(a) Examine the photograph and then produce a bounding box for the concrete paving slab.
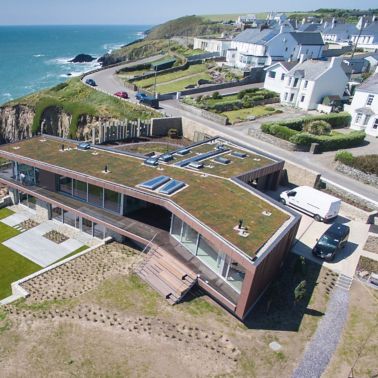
[3,228,84,267]
[292,214,370,278]
[1,213,30,227]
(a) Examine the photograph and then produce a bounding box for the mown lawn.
[223,106,278,124]
[0,208,14,221]
[155,73,212,94]
[0,219,41,299]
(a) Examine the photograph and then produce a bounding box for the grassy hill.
[4,78,160,137]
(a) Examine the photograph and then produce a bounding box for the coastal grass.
[7,78,160,137]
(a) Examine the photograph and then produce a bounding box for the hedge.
[263,112,352,132]
[289,131,366,151]
[261,123,299,141]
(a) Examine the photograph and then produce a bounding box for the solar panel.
[231,151,247,158]
[214,156,231,165]
[159,179,185,195]
[139,176,170,190]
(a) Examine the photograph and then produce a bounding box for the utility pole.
[153,66,158,98]
[350,16,365,60]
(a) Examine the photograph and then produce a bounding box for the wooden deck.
[136,247,197,305]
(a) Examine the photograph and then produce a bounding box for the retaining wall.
[151,117,183,137]
[177,102,228,125]
[336,163,378,189]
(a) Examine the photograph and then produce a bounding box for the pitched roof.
[233,28,279,45]
[356,73,378,93]
[287,59,332,80]
[362,21,378,35]
[264,60,298,72]
[289,32,324,45]
[298,23,322,32]
[321,23,358,36]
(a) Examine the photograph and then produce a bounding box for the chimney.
[302,18,306,25]
[280,25,285,33]
[331,17,336,29]
[299,54,305,64]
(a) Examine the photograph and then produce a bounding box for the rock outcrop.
[69,54,96,63]
[0,105,34,143]
[0,104,121,144]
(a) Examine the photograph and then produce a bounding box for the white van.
[280,186,341,222]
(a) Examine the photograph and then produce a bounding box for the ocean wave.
[33,54,45,58]
[2,93,12,98]
[103,43,124,53]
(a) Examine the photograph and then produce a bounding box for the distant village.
[193,12,378,136]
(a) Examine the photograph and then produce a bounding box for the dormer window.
[367,94,374,106]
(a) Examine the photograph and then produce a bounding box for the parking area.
[291,212,370,277]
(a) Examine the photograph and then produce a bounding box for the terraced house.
[0,136,300,320]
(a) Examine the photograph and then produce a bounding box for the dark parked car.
[114,91,129,99]
[85,78,96,86]
[312,223,350,261]
[140,96,159,109]
[135,92,148,101]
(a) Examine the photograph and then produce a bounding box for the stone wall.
[248,129,309,152]
[177,102,228,125]
[181,117,218,141]
[336,163,378,188]
[282,161,321,188]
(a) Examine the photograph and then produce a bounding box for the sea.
[0,25,150,105]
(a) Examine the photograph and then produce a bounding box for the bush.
[250,95,264,102]
[265,106,276,111]
[303,120,332,135]
[261,123,299,141]
[212,91,221,99]
[237,88,259,99]
[335,151,354,165]
[290,131,366,151]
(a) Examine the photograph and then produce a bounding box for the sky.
[0,0,377,25]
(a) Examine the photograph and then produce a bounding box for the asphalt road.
[81,60,378,204]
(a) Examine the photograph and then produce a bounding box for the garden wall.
[336,163,378,188]
[178,102,228,125]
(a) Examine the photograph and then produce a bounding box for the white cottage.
[347,71,378,137]
[264,57,348,111]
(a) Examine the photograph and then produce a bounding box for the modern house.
[193,37,232,57]
[226,27,324,70]
[264,57,348,111]
[346,72,378,137]
[0,136,300,320]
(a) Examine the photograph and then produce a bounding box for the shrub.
[335,151,354,165]
[290,131,366,151]
[261,123,299,141]
[212,91,221,99]
[265,106,276,111]
[303,120,332,135]
[242,97,252,108]
[250,95,264,102]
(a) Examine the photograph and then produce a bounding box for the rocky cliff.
[0,104,119,143]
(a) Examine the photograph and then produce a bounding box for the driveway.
[291,212,369,277]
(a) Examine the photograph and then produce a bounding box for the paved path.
[292,287,350,378]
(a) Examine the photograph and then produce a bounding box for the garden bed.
[43,230,69,244]
[363,236,378,254]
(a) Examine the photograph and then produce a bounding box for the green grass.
[179,296,224,317]
[53,245,89,264]
[223,106,278,124]
[155,73,212,94]
[134,64,209,89]
[0,243,41,299]
[0,207,14,220]
[0,220,20,243]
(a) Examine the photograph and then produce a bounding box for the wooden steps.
[136,246,197,305]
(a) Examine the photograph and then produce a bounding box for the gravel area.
[364,236,378,254]
[292,287,349,378]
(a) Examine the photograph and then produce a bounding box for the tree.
[294,280,307,305]
[212,91,221,100]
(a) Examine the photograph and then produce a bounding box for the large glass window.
[197,237,220,272]
[104,189,121,213]
[18,164,35,186]
[93,222,105,239]
[52,206,63,222]
[171,215,183,240]
[63,210,79,228]
[82,218,93,236]
[59,176,72,195]
[222,257,246,293]
[88,184,103,207]
[73,180,87,201]
[181,223,198,255]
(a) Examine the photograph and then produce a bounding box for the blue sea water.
[0,25,150,105]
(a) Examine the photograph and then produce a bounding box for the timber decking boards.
[136,247,197,304]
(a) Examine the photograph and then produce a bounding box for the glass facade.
[88,184,103,207]
[73,180,87,201]
[104,189,121,213]
[19,192,37,210]
[170,215,245,293]
[59,176,72,195]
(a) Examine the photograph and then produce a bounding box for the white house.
[351,20,378,51]
[320,20,358,43]
[193,37,232,57]
[226,26,324,70]
[264,57,348,111]
[347,71,378,137]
